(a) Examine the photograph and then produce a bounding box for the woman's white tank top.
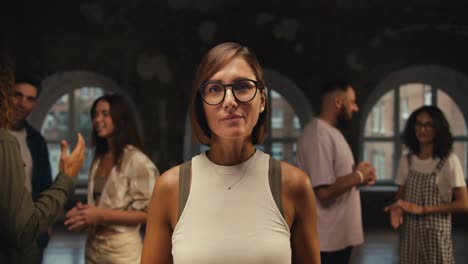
[172,150,291,264]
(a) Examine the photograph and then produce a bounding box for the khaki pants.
[85,229,142,264]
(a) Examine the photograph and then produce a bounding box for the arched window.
[29,71,142,186]
[184,69,314,164]
[360,65,468,182]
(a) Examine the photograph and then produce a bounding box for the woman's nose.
[223,88,238,111]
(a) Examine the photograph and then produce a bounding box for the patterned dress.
[399,156,454,264]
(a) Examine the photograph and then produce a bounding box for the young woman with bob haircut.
[142,42,320,264]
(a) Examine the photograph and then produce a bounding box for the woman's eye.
[207,84,223,93]
[234,81,256,93]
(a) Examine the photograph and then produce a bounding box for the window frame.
[28,71,143,188]
[360,65,468,185]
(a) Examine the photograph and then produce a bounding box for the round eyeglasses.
[199,79,263,106]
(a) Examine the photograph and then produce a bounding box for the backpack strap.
[177,157,284,220]
[178,160,191,219]
[269,157,284,217]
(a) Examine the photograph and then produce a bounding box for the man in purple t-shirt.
[297,81,377,264]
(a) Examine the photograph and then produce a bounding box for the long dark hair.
[401,105,453,159]
[90,94,143,169]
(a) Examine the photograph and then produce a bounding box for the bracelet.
[355,170,364,184]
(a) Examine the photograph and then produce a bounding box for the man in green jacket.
[0,54,86,263]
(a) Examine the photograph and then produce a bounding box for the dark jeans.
[320,246,353,264]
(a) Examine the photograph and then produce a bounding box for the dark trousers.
[320,246,353,264]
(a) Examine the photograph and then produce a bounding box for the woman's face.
[415,111,435,145]
[202,57,265,143]
[92,100,115,139]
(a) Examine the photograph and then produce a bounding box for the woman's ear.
[260,90,266,112]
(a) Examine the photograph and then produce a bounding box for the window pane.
[270,141,297,165]
[271,142,283,160]
[48,143,61,179]
[270,90,302,138]
[363,142,394,180]
[271,109,284,129]
[255,144,265,152]
[42,87,105,183]
[74,87,103,142]
[41,95,69,141]
[271,90,281,99]
[399,83,431,132]
[437,89,467,136]
[364,90,394,137]
[453,141,468,179]
[293,115,300,130]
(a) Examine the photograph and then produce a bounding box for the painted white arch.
[359,64,468,180]
[361,65,468,128]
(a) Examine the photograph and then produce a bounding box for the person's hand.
[59,133,85,178]
[384,202,403,229]
[355,161,377,186]
[394,199,425,215]
[64,202,103,231]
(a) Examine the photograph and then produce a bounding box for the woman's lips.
[221,114,243,121]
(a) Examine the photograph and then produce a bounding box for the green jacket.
[0,128,75,264]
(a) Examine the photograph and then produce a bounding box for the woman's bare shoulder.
[280,161,313,196]
[153,165,180,194]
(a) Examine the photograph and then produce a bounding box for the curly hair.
[0,53,14,129]
[401,105,453,159]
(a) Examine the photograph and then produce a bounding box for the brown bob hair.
[189,42,268,146]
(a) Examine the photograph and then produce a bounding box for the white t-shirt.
[395,153,466,203]
[297,118,364,251]
[8,128,33,192]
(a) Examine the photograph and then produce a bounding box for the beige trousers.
[85,229,143,264]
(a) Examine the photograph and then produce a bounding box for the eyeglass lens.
[201,79,258,105]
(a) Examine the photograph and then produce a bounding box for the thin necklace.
[208,150,257,190]
[227,173,246,190]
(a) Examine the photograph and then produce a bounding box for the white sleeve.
[128,151,159,211]
[446,153,466,188]
[395,155,409,186]
[309,134,335,187]
[297,123,336,188]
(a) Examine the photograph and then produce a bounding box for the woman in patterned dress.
[385,105,468,264]
[64,94,159,264]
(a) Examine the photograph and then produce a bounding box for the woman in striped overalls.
[385,105,468,263]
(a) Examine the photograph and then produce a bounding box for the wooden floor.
[43,228,468,264]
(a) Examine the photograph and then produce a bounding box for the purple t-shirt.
[297,118,364,251]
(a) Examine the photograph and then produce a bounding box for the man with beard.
[8,73,53,261]
[297,81,377,264]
